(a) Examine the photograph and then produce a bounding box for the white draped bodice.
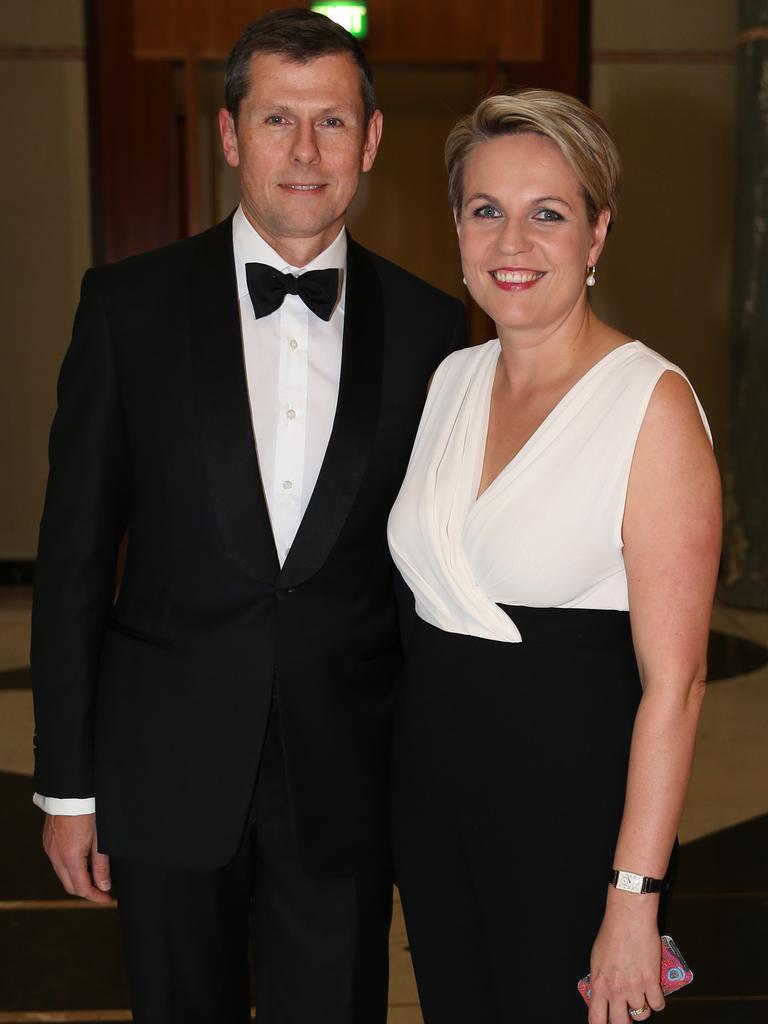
[387,340,710,643]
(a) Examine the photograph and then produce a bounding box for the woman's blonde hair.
[445,89,621,225]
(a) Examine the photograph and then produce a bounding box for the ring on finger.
[628,1005,650,1018]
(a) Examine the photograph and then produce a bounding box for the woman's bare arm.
[588,369,722,1024]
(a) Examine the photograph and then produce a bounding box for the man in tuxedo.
[31,8,465,1023]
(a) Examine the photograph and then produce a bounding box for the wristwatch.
[610,869,666,894]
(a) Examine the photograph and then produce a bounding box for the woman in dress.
[387,90,721,1024]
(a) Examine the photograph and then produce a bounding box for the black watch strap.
[610,869,666,894]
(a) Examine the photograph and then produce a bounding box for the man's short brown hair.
[225,8,376,126]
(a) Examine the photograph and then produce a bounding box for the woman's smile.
[489,268,547,291]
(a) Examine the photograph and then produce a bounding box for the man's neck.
[239,206,344,269]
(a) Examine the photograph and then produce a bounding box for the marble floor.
[1,586,766,1022]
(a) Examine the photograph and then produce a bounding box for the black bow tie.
[245,262,341,322]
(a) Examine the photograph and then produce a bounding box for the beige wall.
[590,0,737,448]
[345,65,472,300]
[0,1,91,558]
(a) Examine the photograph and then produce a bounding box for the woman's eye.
[533,208,564,222]
[472,204,502,219]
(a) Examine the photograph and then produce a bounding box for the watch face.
[617,871,644,893]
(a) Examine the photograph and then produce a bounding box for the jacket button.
[275,589,293,600]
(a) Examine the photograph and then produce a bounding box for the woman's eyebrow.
[464,192,500,205]
[532,195,574,211]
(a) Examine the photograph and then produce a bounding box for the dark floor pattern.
[706,632,768,681]
[0,667,31,690]
[662,813,768,1022]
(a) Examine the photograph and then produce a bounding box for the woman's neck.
[495,305,625,393]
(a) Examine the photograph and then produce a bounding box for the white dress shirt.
[35,205,346,816]
[234,206,345,564]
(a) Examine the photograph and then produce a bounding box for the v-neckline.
[473,340,637,506]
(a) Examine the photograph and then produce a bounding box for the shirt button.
[286,408,296,420]
[282,480,293,490]
[289,338,298,350]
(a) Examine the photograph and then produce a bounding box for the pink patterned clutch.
[577,935,693,1005]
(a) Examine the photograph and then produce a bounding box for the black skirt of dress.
[391,606,646,1023]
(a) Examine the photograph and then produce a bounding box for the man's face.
[219,51,382,264]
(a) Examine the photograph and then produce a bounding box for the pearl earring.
[586,265,597,287]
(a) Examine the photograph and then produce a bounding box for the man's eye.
[266,115,287,126]
[533,208,564,222]
[472,205,501,219]
[322,117,344,127]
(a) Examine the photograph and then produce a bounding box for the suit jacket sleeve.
[31,269,129,798]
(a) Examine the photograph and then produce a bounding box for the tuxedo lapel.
[277,237,385,590]
[188,216,280,584]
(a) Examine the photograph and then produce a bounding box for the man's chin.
[267,216,344,244]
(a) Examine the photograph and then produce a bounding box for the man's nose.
[290,122,321,164]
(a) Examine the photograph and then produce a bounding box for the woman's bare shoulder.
[641,368,711,449]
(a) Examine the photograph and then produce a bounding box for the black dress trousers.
[111,698,393,1024]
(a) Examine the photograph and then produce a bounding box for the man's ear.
[219,108,239,169]
[361,109,383,173]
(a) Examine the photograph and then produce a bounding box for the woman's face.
[456,132,610,339]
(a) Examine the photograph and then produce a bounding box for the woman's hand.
[586,889,665,1024]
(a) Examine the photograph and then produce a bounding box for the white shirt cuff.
[33,793,96,815]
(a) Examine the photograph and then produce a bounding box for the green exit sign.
[311,3,368,40]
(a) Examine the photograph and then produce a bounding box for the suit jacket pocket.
[106,616,174,649]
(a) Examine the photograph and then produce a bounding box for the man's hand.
[42,813,112,903]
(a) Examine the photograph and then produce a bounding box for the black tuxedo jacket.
[31,215,466,874]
